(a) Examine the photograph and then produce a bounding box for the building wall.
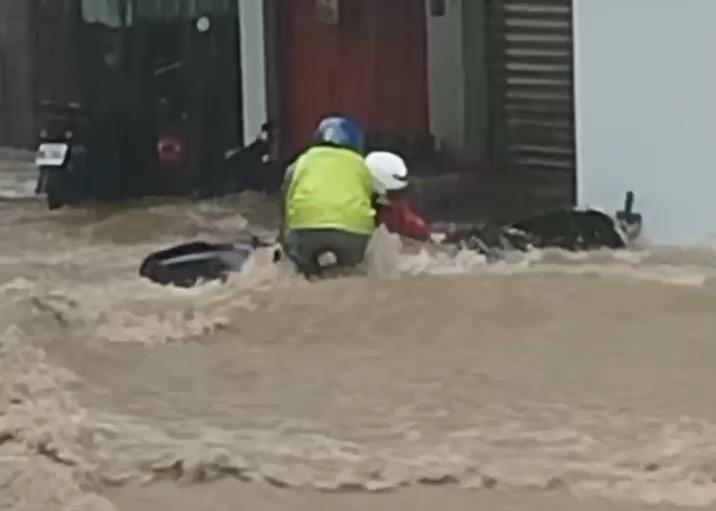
[573,0,716,245]
[34,1,78,108]
[425,0,488,162]
[0,0,34,147]
[252,0,489,162]
[461,0,488,164]
[0,0,491,155]
[238,0,267,146]
[425,0,465,152]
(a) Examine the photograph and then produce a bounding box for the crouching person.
[279,116,375,278]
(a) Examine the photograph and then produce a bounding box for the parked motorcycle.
[223,121,281,194]
[34,100,94,209]
[153,61,192,194]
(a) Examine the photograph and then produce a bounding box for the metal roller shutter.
[486,0,575,175]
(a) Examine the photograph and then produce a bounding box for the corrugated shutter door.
[486,0,575,174]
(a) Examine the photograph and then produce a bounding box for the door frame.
[238,0,269,147]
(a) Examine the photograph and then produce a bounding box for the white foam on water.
[1,221,710,351]
[364,226,715,287]
[0,150,38,200]
[0,170,38,200]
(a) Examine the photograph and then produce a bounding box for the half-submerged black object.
[139,236,277,288]
[442,192,643,258]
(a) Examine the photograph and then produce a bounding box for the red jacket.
[376,197,431,241]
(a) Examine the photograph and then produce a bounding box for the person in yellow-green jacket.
[279,115,375,278]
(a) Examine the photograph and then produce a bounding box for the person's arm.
[278,162,296,244]
[376,198,431,242]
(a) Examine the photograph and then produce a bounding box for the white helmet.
[365,151,409,196]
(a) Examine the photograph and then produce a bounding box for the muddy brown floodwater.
[1,157,715,511]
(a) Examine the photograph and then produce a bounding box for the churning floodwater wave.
[0,150,37,200]
[1,187,715,510]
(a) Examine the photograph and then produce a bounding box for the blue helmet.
[313,115,364,153]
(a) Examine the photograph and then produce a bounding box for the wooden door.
[276,0,429,157]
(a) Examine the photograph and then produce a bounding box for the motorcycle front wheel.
[45,172,67,210]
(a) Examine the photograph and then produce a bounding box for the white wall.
[573,0,716,245]
[425,0,465,152]
[238,0,268,145]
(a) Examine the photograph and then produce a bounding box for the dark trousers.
[284,228,370,278]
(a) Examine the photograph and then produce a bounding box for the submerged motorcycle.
[139,192,643,289]
[139,236,279,288]
[438,191,643,260]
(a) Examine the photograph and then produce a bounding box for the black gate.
[71,0,243,196]
[485,0,575,179]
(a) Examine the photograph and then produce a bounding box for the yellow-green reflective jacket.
[285,146,375,234]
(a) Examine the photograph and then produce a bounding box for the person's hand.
[429,232,447,244]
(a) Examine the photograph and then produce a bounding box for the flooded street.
[1,156,715,511]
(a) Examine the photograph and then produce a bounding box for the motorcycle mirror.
[616,190,643,241]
